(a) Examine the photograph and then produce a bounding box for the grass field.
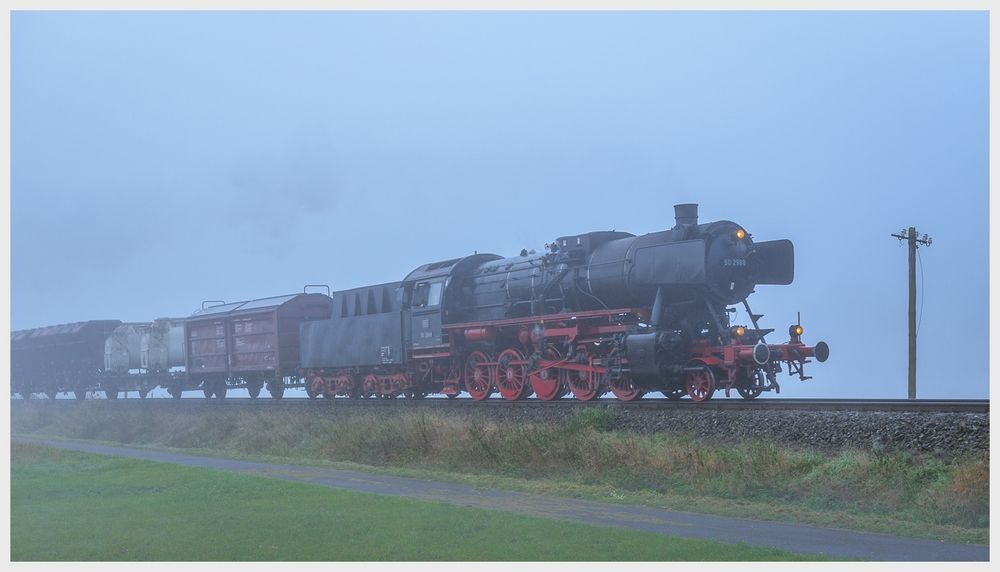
[11,404,989,545]
[10,442,826,561]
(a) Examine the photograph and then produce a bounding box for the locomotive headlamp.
[789,324,804,341]
[735,228,746,240]
[734,326,746,337]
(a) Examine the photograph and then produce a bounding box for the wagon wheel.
[267,381,284,400]
[45,390,58,400]
[496,348,530,401]
[441,363,462,399]
[685,366,715,402]
[567,367,601,401]
[736,368,765,400]
[74,389,86,401]
[203,385,213,399]
[350,381,367,399]
[168,384,183,399]
[464,351,495,401]
[662,387,686,400]
[609,373,644,401]
[105,385,119,400]
[247,382,262,399]
[214,380,227,399]
[343,377,361,399]
[305,376,323,399]
[529,347,566,401]
[360,374,380,398]
[403,390,427,400]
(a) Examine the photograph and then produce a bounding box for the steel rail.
[13,397,989,413]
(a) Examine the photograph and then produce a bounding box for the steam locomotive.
[299,203,829,401]
[11,203,828,401]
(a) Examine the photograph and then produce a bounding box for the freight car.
[184,291,333,399]
[10,291,333,399]
[101,318,186,398]
[11,320,122,399]
[301,204,829,401]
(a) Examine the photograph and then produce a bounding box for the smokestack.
[674,203,698,227]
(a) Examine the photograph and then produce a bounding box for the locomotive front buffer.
[682,312,831,400]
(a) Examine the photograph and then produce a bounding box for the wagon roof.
[10,320,122,341]
[185,293,316,320]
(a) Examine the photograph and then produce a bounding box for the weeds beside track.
[11,403,989,545]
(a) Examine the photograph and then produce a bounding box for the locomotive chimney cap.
[674,203,699,226]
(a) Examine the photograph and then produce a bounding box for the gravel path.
[14,436,988,562]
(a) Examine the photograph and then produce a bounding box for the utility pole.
[890,227,932,399]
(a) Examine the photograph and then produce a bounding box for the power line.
[916,248,924,337]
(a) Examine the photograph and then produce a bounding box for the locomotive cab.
[403,253,503,349]
[410,278,446,348]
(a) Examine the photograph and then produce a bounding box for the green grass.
[10,442,825,561]
[11,403,989,545]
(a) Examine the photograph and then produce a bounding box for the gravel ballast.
[386,405,989,457]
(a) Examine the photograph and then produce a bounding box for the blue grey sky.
[11,11,988,399]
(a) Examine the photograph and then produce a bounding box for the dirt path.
[14,436,988,561]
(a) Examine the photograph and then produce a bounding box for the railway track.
[13,397,989,413]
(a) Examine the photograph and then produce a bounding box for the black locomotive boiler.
[301,204,829,401]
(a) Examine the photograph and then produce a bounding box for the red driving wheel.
[496,348,530,401]
[464,351,495,401]
[686,365,716,402]
[567,367,601,401]
[529,347,565,401]
[609,373,644,401]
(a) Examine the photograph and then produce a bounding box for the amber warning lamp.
[733,326,746,338]
[735,228,746,240]
[789,319,803,343]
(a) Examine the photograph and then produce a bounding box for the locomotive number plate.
[722,258,747,267]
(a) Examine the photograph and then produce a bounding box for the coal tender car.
[301,204,829,401]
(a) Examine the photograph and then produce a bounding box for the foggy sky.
[11,11,989,399]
